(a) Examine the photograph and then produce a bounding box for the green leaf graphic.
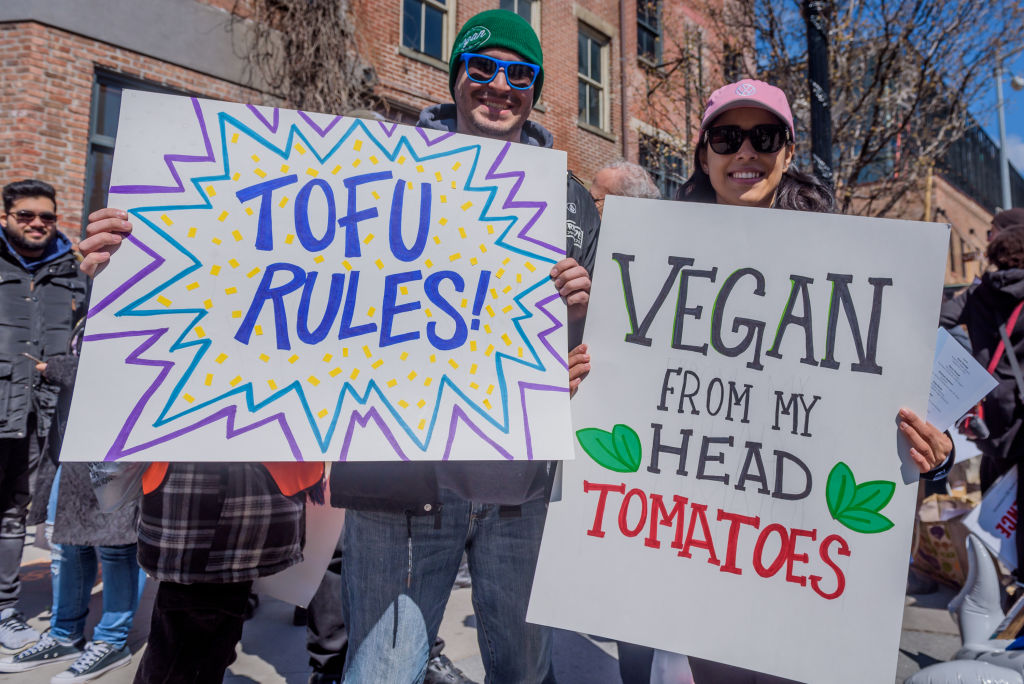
[851,481,895,511]
[612,424,642,470]
[836,509,894,534]
[576,425,642,473]
[824,461,897,535]
[825,462,856,519]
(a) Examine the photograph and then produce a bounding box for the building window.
[639,134,686,200]
[83,72,183,233]
[637,0,661,64]
[499,0,541,37]
[402,0,448,61]
[578,25,608,130]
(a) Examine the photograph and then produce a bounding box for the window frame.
[499,0,541,38]
[577,23,610,133]
[636,0,662,66]
[638,132,687,200]
[82,70,186,236]
[400,0,453,66]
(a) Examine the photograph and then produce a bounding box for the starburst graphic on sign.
[87,97,568,461]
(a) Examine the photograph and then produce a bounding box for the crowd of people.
[0,6,1009,683]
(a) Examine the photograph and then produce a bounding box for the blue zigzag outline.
[108,113,557,454]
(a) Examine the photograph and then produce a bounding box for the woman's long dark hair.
[677,136,836,214]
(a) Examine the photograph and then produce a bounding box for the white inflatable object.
[904,661,1023,684]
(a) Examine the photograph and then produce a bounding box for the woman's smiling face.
[699,107,794,208]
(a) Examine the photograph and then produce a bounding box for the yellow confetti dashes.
[203,299,213,310]
[186,281,200,291]
[306,168,319,177]
[318,409,329,418]
[452,162,461,171]
[369,155,379,165]
[353,140,363,151]
[288,354,299,364]
[363,233,375,245]
[224,286,237,295]
[461,201,472,211]
[183,393,195,403]
[398,400,409,408]
[205,374,213,386]
[375,259,384,270]
[187,227,197,238]
[371,359,383,369]
[416,164,424,173]
[387,379,398,388]
[251,154,261,163]
[160,214,173,226]
[524,262,536,272]
[229,376,242,387]
[254,325,263,336]
[228,259,240,268]
[448,359,459,370]
[205,185,216,197]
[215,353,228,364]
[217,211,229,222]
[342,260,353,271]
[294,143,307,155]
[157,296,172,307]
[268,379,278,390]
[279,196,289,208]
[322,353,333,362]
[314,255,325,264]
[259,354,270,362]
[254,169,267,178]
[363,346,373,358]
[231,310,241,318]
[332,165,342,175]
[231,133,239,143]
[308,376,320,386]
[407,371,418,380]
[211,237,222,246]
[281,164,290,173]
[285,234,295,245]
[449,253,461,262]
[352,159,362,168]
[350,369,360,380]
[232,230,244,242]
[329,367,343,377]
[367,307,376,317]
[501,334,512,346]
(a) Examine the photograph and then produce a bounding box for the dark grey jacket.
[0,233,87,439]
[329,104,600,513]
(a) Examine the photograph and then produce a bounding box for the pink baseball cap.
[701,79,794,139]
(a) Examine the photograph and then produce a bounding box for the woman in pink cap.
[678,78,834,212]
[574,79,954,684]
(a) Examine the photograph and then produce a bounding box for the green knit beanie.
[448,9,544,103]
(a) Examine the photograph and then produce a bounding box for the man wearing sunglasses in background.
[329,9,598,683]
[0,179,87,653]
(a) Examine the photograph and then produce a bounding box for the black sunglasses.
[461,53,540,90]
[703,124,791,155]
[11,210,58,225]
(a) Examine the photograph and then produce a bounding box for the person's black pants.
[0,417,43,612]
[133,580,253,683]
[307,540,347,678]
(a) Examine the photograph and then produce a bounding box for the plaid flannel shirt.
[137,462,305,584]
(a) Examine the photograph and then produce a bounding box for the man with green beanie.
[331,8,599,683]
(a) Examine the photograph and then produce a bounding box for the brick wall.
[0,21,260,241]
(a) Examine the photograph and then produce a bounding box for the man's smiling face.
[453,47,535,143]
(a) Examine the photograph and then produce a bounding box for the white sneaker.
[51,641,131,683]
[0,609,40,654]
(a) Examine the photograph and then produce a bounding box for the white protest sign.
[963,466,1019,572]
[527,197,949,684]
[64,91,572,463]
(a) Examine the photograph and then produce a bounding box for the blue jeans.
[341,489,552,684]
[47,467,145,648]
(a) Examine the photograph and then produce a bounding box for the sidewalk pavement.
[0,526,962,684]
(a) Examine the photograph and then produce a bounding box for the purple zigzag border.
[417,128,456,146]
[297,112,342,137]
[87,234,165,318]
[246,104,280,133]
[485,142,560,254]
[109,98,214,195]
[518,381,569,461]
[337,407,410,462]
[534,293,567,369]
[85,328,303,462]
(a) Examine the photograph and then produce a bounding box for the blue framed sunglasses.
[460,53,540,90]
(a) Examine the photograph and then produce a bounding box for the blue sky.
[980,50,1024,174]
